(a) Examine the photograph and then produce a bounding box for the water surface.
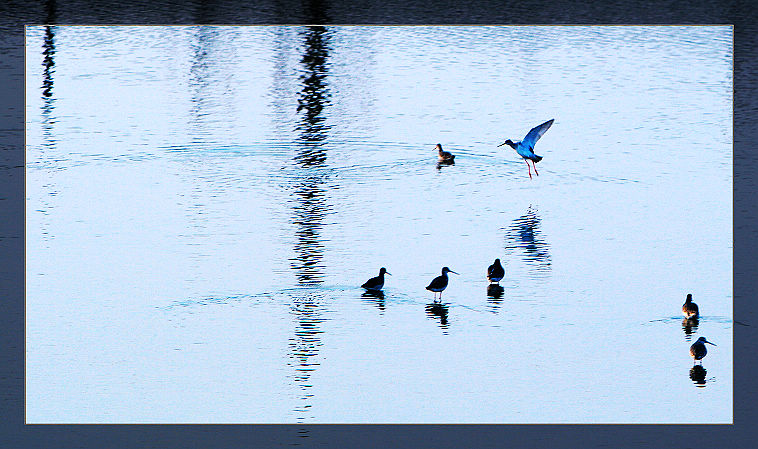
[25,25,732,423]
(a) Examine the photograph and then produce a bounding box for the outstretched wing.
[521,119,554,149]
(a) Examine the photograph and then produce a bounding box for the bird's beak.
[386,272,392,276]
[497,142,506,147]
[450,270,459,275]
[705,340,717,346]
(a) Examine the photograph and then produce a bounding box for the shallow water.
[25,25,732,423]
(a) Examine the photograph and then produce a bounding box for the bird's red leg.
[532,160,539,176]
[525,159,532,178]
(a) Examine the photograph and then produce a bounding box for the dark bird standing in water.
[689,336,716,364]
[435,143,455,164]
[498,119,554,179]
[361,267,391,291]
[487,258,505,284]
[426,267,458,302]
[682,293,699,319]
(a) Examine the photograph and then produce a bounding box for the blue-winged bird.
[498,119,554,178]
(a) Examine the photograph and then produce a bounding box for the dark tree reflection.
[41,0,57,129]
[285,21,334,423]
[289,25,333,285]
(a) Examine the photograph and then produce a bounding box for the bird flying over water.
[426,267,458,302]
[362,267,391,291]
[498,119,554,179]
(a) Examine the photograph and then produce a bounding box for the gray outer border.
[1,0,754,447]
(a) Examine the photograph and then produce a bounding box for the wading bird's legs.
[525,159,532,179]
[532,160,539,176]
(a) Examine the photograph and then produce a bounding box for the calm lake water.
[25,25,732,423]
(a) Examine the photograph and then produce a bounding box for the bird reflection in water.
[425,302,450,330]
[486,284,505,313]
[689,365,707,387]
[362,290,386,312]
[682,317,700,341]
[503,205,552,276]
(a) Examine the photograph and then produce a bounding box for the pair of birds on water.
[682,293,717,364]
[361,266,458,302]
[435,118,555,179]
[361,258,506,302]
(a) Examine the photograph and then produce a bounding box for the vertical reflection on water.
[41,0,57,137]
[37,2,58,245]
[503,205,552,276]
[286,23,333,422]
[188,26,220,137]
[289,24,333,284]
[179,27,223,291]
[682,317,700,341]
[287,294,327,420]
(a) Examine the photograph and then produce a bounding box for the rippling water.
[25,25,732,423]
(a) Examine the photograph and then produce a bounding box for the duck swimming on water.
[682,293,699,319]
[435,143,455,164]
[498,119,554,179]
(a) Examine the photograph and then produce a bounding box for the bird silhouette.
[426,267,458,302]
[487,258,505,284]
[689,336,716,364]
[362,267,391,291]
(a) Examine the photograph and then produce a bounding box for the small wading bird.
[426,267,458,302]
[362,267,391,291]
[690,336,716,364]
[435,143,455,164]
[487,258,505,284]
[682,293,699,319]
[498,119,554,179]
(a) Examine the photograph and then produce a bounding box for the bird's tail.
[532,155,543,163]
